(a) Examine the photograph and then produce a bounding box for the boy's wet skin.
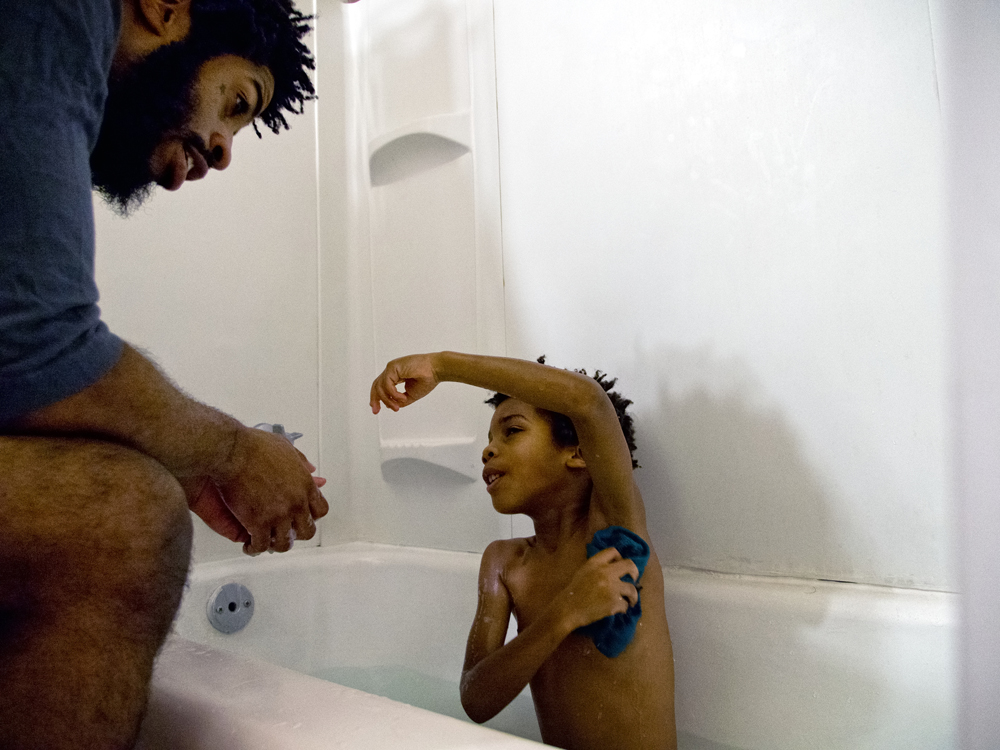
[479,401,675,750]
[371,353,677,750]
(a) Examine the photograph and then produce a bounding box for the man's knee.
[0,437,193,627]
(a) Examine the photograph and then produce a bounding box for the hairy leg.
[0,436,193,750]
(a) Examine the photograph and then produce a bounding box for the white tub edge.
[140,635,546,750]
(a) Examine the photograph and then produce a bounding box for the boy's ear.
[136,0,192,41]
[566,445,587,470]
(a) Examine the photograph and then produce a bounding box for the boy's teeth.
[186,152,194,173]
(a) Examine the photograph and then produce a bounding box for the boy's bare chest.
[504,545,587,627]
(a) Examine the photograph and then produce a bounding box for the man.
[0,1,328,747]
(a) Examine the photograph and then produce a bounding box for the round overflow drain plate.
[207,582,255,634]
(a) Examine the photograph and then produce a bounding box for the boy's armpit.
[589,482,648,535]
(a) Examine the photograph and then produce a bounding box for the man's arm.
[12,344,328,554]
[370,351,642,529]
[461,543,639,723]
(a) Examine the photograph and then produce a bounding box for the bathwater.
[313,665,541,741]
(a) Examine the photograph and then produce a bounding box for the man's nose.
[482,446,495,464]
[207,131,233,170]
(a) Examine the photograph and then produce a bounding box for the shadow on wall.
[381,457,476,489]
[632,345,872,584]
[630,350,956,748]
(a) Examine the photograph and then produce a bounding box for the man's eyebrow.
[251,79,265,118]
[499,414,524,424]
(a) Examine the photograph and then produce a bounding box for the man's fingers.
[243,528,270,556]
[269,520,294,553]
[184,478,248,543]
[293,512,317,542]
[310,487,329,520]
[293,448,317,472]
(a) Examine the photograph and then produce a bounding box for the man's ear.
[566,446,587,470]
[136,0,192,41]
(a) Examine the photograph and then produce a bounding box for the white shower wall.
[490,0,952,591]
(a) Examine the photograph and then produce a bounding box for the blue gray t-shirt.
[0,0,124,423]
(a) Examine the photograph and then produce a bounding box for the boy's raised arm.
[370,351,644,530]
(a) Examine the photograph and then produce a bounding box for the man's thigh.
[0,435,192,613]
[0,436,192,749]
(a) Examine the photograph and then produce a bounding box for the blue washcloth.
[575,526,650,658]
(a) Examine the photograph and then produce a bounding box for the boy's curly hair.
[485,357,640,469]
[188,0,316,134]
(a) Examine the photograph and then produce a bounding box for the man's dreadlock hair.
[485,356,640,469]
[188,0,316,134]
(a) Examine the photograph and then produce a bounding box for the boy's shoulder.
[483,536,531,561]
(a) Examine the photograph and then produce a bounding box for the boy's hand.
[370,353,440,414]
[556,547,641,630]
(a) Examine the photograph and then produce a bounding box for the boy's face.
[481,399,578,515]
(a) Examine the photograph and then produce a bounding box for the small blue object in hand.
[575,525,650,658]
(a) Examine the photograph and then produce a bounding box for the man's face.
[149,56,275,193]
[92,46,274,215]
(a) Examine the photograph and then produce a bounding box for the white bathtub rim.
[188,541,958,624]
[141,635,546,750]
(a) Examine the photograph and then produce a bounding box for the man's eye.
[505,427,521,437]
[233,94,250,117]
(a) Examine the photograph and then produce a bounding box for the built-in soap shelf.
[368,112,472,186]
[379,436,480,481]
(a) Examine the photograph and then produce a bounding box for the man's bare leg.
[0,436,193,750]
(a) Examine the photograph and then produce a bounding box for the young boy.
[370,351,677,750]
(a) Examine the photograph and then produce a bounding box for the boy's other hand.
[557,547,641,630]
[370,353,440,414]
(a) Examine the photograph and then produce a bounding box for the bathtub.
[139,542,957,749]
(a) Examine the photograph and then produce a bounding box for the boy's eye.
[505,427,522,437]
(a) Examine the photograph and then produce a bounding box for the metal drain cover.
[207,582,255,634]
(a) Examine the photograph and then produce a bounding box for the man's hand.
[216,427,328,555]
[181,427,328,555]
[370,353,440,414]
[554,547,640,630]
[182,460,327,551]
[182,477,250,544]
[12,345,330,555]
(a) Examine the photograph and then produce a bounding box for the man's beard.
[91,40,209,216]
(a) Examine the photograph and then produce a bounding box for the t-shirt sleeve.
[0,0,124,423]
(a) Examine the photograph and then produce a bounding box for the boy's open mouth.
[483,470,503,490]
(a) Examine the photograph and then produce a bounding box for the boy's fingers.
[591,547,622,564]
[626,560,640,581]
[620,582,639,608]
[373,382,396,411]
